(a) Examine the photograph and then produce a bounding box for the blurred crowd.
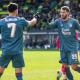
[0,0,80,31]
[0,0,80,49]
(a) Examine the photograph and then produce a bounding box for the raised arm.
[48,18,58,29]
[27,17,37,26]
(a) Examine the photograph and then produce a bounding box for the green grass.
[0,51,80,80]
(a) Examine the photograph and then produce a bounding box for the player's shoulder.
[0,17,5,21]
[0,17,5,24]
[55,18,60,22]
[17,17,26,20]
[53,18,61,24]
[0,16,18,21]
[70,18,78,22]
[54,18,62,23]
[3,16,26,22]
[16,17,27,23]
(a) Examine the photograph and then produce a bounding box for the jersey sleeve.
[74,20,80,30]
[20,17,28,28]
[49,19,58,29]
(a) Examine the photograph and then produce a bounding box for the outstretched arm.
[47,18,58,29]
[27,17,37,26]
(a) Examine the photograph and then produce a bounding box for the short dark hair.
[61,6,70,12]
[8,3,18,12]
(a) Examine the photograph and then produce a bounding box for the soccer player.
[57,31,79,80]
[57,64,67,80]
[49,6,80,80]
[56,36,68,80]
[0,3,37,80]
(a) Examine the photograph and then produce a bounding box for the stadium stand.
[0,0,80,49]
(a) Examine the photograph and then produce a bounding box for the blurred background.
[0,0,80,50]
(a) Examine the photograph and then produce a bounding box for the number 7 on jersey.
[7,23,16,38]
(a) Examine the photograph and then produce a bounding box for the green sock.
[16,73,23,80]
[65,67,73,80]
[75,67,80,73]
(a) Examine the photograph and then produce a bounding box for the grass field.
[0,51,80,80]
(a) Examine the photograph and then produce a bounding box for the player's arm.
[27,17,37,26]
[27,12,42,27]
[48,19,58,29]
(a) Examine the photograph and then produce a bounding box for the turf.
[0,51,80,80]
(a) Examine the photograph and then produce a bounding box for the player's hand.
[33,12,41,21]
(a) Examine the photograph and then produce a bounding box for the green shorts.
[0,54,25,68]
[59,50,79,65]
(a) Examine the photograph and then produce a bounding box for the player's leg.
[69,51,80,73]
[63,64,73,80]
[63,75,67,80]
[56,64,67,80]
[61,64,67,80]
[0,54,11,78]
[12,54,25,80]
[57,64,72,80]
[58,50,73,80]
[15,68,23,80]
[71,64,80,73]
[56,70,62,80]
[57,50,67,80]
[56,50,65,80]
[0,67,5,77]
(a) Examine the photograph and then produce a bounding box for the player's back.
[0,16,27,55]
